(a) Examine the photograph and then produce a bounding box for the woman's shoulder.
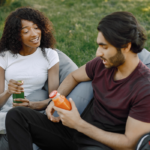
[41,48,59,68]
[43,47,58,57]
[0,51,12,69]
[0,51,12,58]
[44,48,57,54]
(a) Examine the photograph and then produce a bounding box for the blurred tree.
[0,0,12,6]
[0,0,6,6]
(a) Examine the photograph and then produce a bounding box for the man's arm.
[57,64,91,96]
[77,116,150,150]
[54,100,150,150]
[46,64,91,121]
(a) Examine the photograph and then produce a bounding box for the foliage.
[0,0,30,40]
[0,0,14,6]
[0,0,5,6]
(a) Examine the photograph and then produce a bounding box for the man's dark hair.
[97,11,147,53]
[0,7,56,56]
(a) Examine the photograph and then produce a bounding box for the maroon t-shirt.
[86,57,150,129]
[75,57,150,147]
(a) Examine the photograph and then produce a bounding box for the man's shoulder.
[86,57,104,69]
[134,62,150,96]
[138,61,150,80]
[87,57,101,63]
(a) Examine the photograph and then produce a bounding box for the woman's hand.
[13,98,30,107]
[7,79,24,94]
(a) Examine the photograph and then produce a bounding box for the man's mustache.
[100,57,106,61]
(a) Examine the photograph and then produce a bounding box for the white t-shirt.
[0,47,59,133]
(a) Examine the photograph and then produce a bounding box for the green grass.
[1,0,150,66]
[0,0,30,37]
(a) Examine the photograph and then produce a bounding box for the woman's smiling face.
[20,19,41,50]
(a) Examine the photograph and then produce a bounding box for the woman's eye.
[24,31,28,33]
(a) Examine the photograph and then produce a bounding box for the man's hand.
[13,98,30,107]
[45,101,60,123]
[53,98,82,129]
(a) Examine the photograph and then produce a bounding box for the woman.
[0,7,59,149]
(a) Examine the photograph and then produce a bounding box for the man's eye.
[103,45,108,49]
[99,45,108,49]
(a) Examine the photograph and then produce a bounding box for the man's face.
[96,32,125,68]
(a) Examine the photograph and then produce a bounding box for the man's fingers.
[46,107,55,120]
[51,116,60,123]
[69,98,75,106]
[46,108,51,120]
[69,98,77,111]
[53,106,65,113]
[46,108,60,123]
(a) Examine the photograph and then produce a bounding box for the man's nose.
[96,47,103,57]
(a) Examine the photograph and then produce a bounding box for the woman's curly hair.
[0,7,56,56]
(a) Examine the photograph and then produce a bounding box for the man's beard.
[103,50,125,69]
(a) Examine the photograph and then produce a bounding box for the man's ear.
[121,42,132,53]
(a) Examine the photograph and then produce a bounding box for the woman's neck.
[19,47,38,56]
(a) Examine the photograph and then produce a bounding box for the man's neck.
[114,53,139,81]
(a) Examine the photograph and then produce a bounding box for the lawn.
[0,0,150,66]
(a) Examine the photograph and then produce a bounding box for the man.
[6,12,150,150]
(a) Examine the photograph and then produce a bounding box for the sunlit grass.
[0,0,150,66]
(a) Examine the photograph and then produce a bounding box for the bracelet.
[47,99,52,106]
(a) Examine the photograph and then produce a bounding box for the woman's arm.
[28,62,59,110]
[48,62,59,94]
[0,67,24,107]
[0,67,11,107]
